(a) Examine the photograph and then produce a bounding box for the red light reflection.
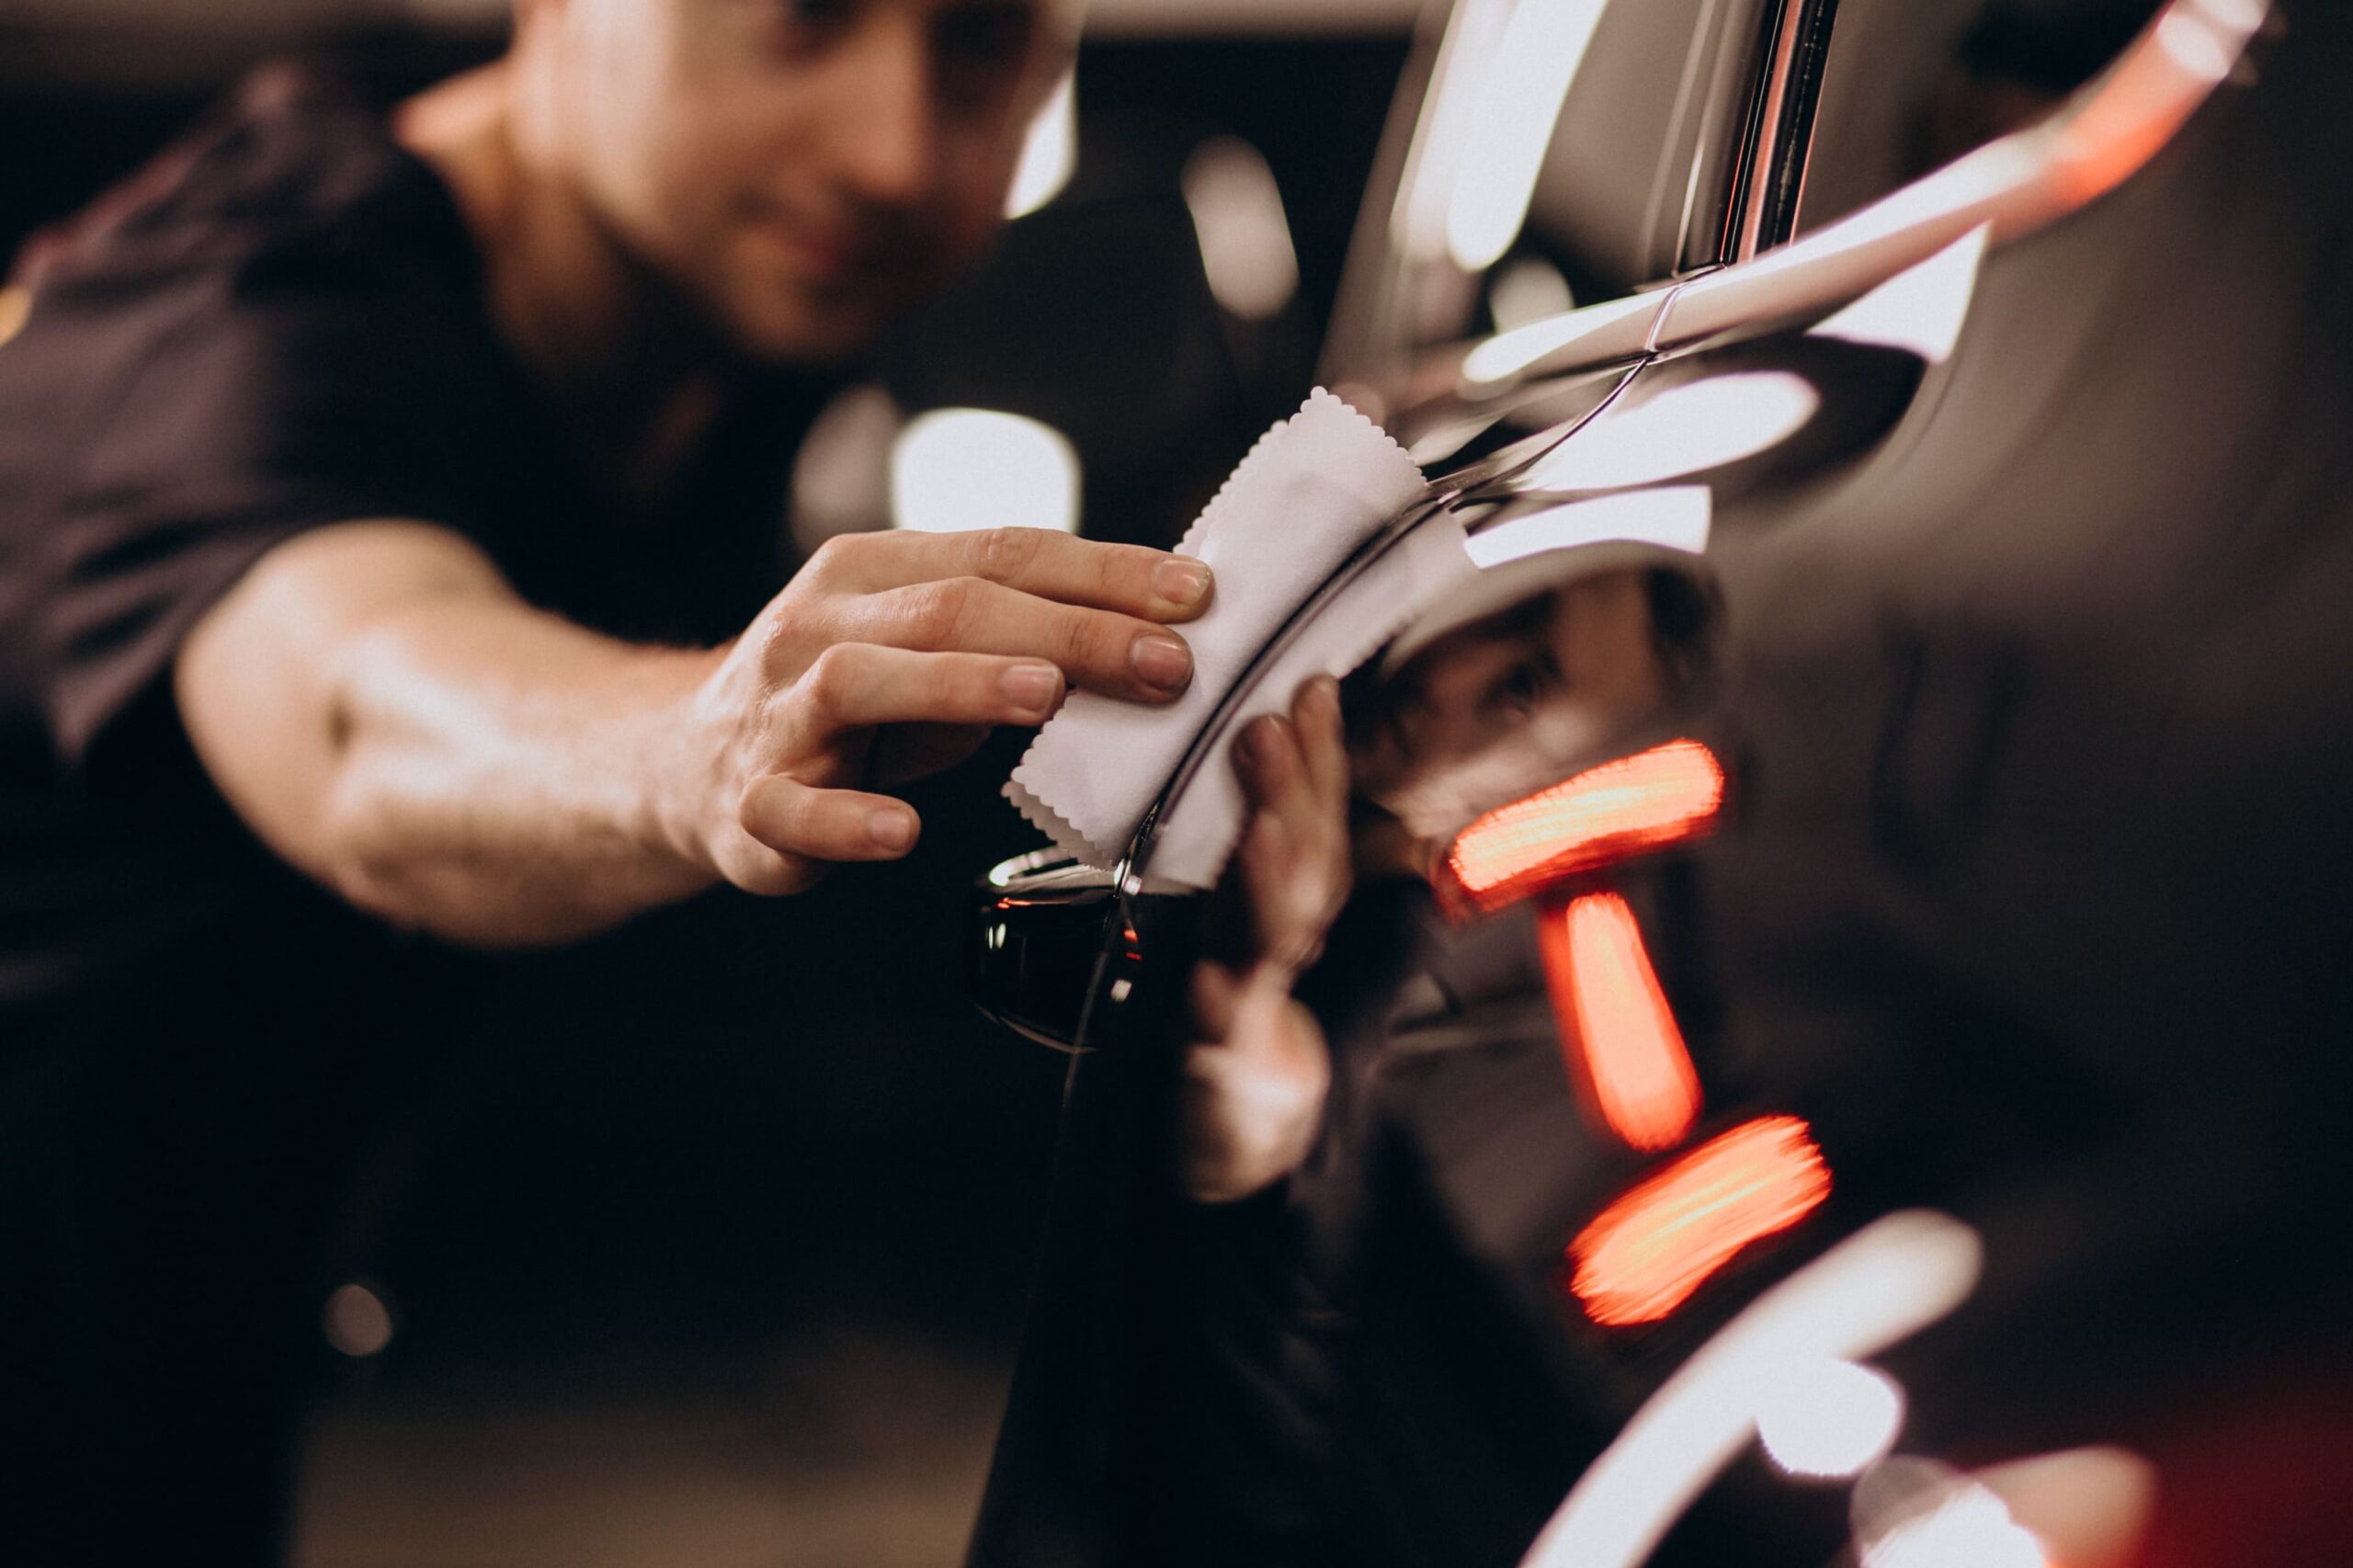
[1540,892,1702,1152]
[1569,1115,1830,1326]
[1440,741,1724,916]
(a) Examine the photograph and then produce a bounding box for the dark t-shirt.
[0,65,834,1050]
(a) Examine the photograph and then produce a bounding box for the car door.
[965,2,2291,1564]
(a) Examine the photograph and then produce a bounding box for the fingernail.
[868,808,916,851]
[1131,632,1193,692]
[1153,558,1211,608]
[1000,662,1060,716]
[1238,716,1278,767]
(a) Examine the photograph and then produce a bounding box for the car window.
[1328,0,1785,415]
[1444,0,1776,307]
[1796,0,2167,234]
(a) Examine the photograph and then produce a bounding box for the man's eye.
[935,6,1036,96]
[767,0,855,51]
[1487,659,1550,718]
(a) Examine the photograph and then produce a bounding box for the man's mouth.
[741,202,911,289]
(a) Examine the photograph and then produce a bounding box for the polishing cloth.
[1005,389,1428,877]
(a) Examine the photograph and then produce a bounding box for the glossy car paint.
[968,1,2351,1563]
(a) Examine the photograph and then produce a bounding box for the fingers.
[1190,960,1244,1041]
[1234,676,1347,813]
[850,577,1195,702]
[804,528,1214,623]
[869,722,991,787]
[1180,976,1332,1203]
[791,642,1066,733]
[1233,678,1354,976]
[739,773,922,865]
[1292,676,1349,806]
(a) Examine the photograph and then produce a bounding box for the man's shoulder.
[12,61,472,299]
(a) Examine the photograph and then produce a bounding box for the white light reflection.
[1974,1447,2160,1568]
[1517,1211,1984,1568]
[1182,137,1300,320]
[1518,372,1817,493]
[2196,0,2267,29]
[1857,1463,2048,1568]
[790,382,901,554]
[1812,225,1988,365]
[890,409,1081,534]
[1005,72,1078,220]
[1465,486,1711,568]
[1461,290,1660,388]
[2156,10,2238,85]
[323,1282,394,1358]
[1490,256,1575,334]
[1756,1358,1906,1480]
[1392,0,1518,261]
[1446,0,1616,272]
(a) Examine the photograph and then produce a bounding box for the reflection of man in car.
[1352,565,1710,873]
[1183,562,1709,1201]
[0,0,1210,1560]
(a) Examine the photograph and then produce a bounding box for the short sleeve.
[5,225,511,778]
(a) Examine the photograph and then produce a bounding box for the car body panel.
[968,3,2352,1564]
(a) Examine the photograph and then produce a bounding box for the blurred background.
[1,1,1418,1562]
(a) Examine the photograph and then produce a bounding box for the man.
[0,0,1213,1558]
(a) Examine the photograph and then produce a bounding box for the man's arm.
[176,517,1211,948]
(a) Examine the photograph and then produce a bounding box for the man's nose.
[826,21,938,208]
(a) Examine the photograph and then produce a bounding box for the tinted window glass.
[1798,0,2166,233]
[1348,0,1781,385]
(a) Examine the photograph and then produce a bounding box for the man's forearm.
[316,595,721,947]
[176,521,722,949]
[179,517,1210,949]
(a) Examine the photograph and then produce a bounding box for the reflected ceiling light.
[891,409,1081,534]
[1465,487,1711,568]
[1521,1212,1984,1568]
[322,1281,394,1358]
[1756,1358,1906,1479]
[1446,0,1616,272]
[1813,225,1988,365]
[1461,291,1659,387]
[1860,1477,2049,1568]
[790,383,901,555]
[1441,739,1723,916]
[1519,371,1818,493]
[1392,0,1519,260]
[2198,0,2267,28]
[1566,1114,1831,1326]
[1005,72,1078,220]
[1182,136,1300,320]
[1970,1447,2159,1568]
[1490,256,1576,334]
[2155,9,2240,85]
[1541,892,1701,1152]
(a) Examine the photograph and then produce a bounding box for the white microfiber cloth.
[1005,388,1433,883]
[1138,514,1476,890]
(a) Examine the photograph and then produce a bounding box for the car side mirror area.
[969,850,1142,1052]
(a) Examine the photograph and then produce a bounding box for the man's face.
[536,0,1063,363]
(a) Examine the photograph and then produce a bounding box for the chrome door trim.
[1460,0,2271,396]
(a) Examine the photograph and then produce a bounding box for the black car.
[970,1,2350,1563]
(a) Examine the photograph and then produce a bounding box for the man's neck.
[393,63,740,505]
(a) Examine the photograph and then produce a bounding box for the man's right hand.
[668,526,1214,896]
[176,518,1210,946]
